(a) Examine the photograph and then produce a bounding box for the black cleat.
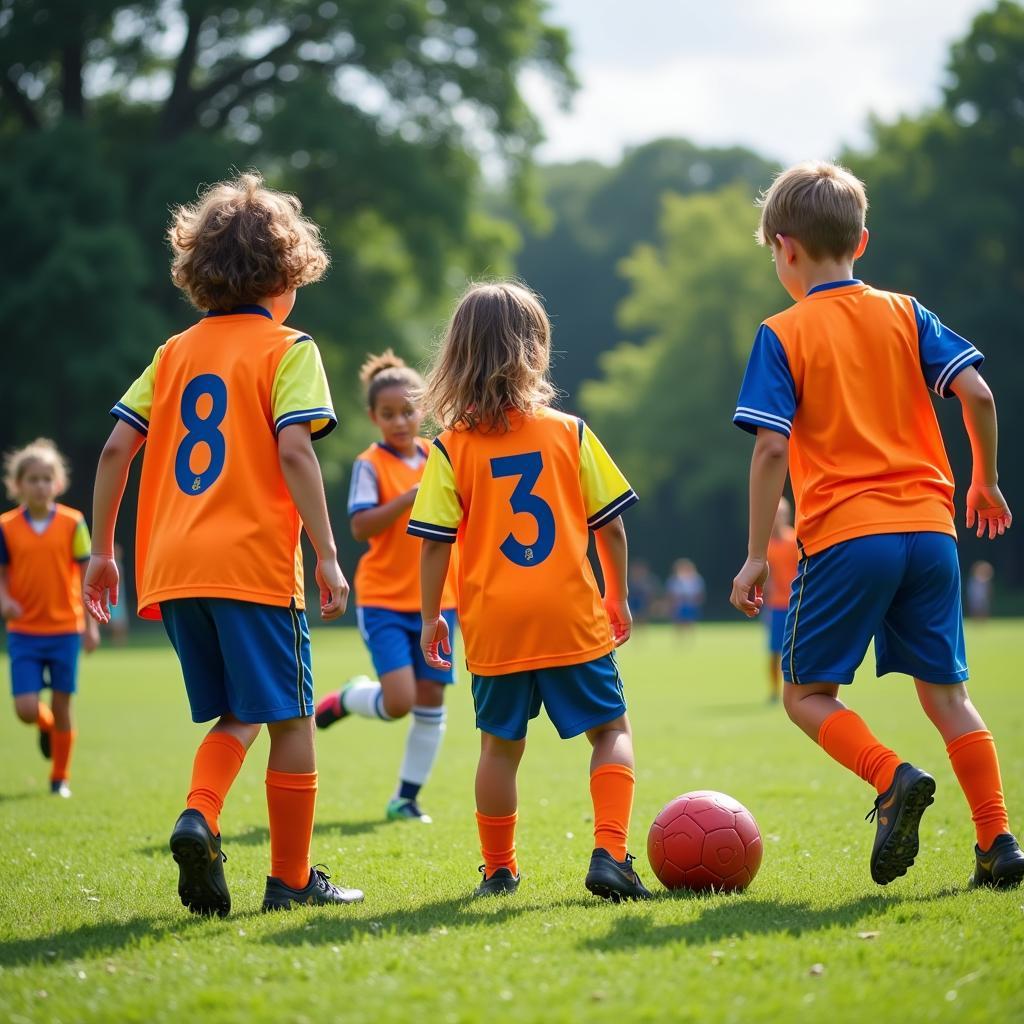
[474,865,520,897]
[585,848,653,902]
[39,727,51,760]
[971,833,1024,889]
[262,865,364,911]
[50,779,71,798]
[169,809,230,918]
[866,762,936,885]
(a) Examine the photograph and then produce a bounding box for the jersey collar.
[21,506,57,532]
[205,305,273,319]
[376,440,428,461]
[805,279,863,297]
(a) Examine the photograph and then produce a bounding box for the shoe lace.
[865,795,883,824]
[477,864,486,876]
[311,863,333,889]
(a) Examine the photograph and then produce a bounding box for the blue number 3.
[174,374,227,496]
[490,451,555,567]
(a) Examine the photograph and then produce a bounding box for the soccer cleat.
[386,797,432,823]
[262,864,364,911]
[314,677,368,729]
[50,779,71,798]
[169,808,231,918]
[865,762,936,885]
[970,833,1024,889]
[39,727,52,760]
[585,848,653,902]
[474,865,520,897]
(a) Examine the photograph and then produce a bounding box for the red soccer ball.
[647,790,763,892]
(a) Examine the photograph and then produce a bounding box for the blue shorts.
[783,532,967,686]
[356,606,457,685]
[674,605,700,623]
[767,608,787,654]
[162,598,313,724]
[8,632,81,696]
[472,653,626,741]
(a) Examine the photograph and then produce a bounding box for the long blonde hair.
[421,281,556,432]
[4,438,69,500]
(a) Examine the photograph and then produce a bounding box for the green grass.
[1,622,1022,1024]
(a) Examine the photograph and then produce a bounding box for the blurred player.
[731,161,1022,888]
[410,281,651,902]
[627,561,658,626]
[315,351,458,824]
[666,558,704,634]
[1,439,99,797]
[765,498,799,702]
[84,173,363,914]
[966,561,994,621]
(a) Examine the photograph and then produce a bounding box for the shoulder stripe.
[111,403,149,436]
[588,489,639,531]
[407,519,457,543]
[432,437,452,465]
[293,334,313,344]
[274,407,337,433]
[935,347,982,397]
[734,406,792,430]
[575,416,585,445]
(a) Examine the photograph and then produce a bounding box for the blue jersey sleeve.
[913,299,984,397]
[733,324,797,437]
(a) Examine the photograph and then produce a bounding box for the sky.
[522,0,990,166]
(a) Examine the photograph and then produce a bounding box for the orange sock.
[946,730,1010,851]
[817,709,901,794]
[186,732,247,835]
[266,769,317,890]
[590,763,635,862]
[50,729,75,783]
[476,811,518,878]
[37,703,54,732]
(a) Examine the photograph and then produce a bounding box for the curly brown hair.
[359,349,424,411]
[421,281,557,433]
[3,438,69,500]
[169,172,329,311]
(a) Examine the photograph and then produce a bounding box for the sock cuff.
[476,810,517,826]
[202,731,247,763]
[946,729,994,757]
[590,763,635,782]
[373,690,394,721]
[816,708,856,747]
[266,769,318,791]
[412,705,447,721]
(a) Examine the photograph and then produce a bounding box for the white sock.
[395,705,447,797]
[340,678,393,721]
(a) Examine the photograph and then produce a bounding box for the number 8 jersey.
[111,306,336,620]
[409,408,637,675]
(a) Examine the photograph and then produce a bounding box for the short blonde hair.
[4,438,69,500]
[169,172,329,311]
[421,281,557,432]
[757,161,867,260]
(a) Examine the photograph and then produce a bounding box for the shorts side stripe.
[289,600,306,717]
[788,551,809,685]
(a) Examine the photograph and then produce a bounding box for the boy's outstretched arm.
[731,427,789,617]
[950,367,1012,539]
[84,421,145,623]
[594,515,632,647]
[277,423,349,620]
[419,539,453,668]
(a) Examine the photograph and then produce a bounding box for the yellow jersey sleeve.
[272,338,337,440]
[72,517,92,562]
[407,440,461,543]
[579,422,638,529]
[111,344,166,436]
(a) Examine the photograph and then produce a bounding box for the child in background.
[410,281,650,902]
[966,561,994,620]
[667,558,704,632]
[765,498,799,703]
[315,351,458,824]
[1,439,99,797]
[85,172,363,915]
[627,561,658,626]
[731,161,1022,888]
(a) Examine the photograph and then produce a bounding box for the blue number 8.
[174,374,227,496]
[490,451,555,567]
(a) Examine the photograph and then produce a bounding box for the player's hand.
[83,555,119,624]
[605,596,632,647]
[316,558,349,621]
[965,481,1012,540]
[0,595,23,621]
[421,615,451,670]
[731,557,769,618]
[83,620,101,654]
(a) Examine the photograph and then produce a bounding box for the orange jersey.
[409,408,637,675]
[735,281,983,556]
[113,306,336,619]
[0,504,91,634]
[766,526,799,610]
[348,440,457,611]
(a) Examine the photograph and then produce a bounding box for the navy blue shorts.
[8,632,81,696]
[783,532,967,686]
[472,653,626,741]
[161,598,313,724]
[356,606,457,684]
[767,608,787,655]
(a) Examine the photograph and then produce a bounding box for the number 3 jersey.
[111,306,336,620]
[408,408,637,675]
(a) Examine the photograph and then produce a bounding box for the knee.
[14,701,36,724]
[782,685,803,723]
[382,693,413,719]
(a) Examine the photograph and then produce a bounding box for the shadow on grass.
[137,819,386,855]
[581,887,962,951]
[0,790,40,804]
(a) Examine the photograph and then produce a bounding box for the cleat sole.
[871,775,936,885]
[170,835,230,918]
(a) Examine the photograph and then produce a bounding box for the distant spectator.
[667,558,704,632]
[966,561,994,621]
[627,561,659,625]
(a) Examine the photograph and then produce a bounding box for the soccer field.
[1,622,1022,1023]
